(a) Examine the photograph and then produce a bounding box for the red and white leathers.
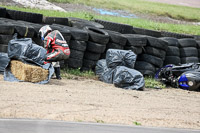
[44,30,70,62]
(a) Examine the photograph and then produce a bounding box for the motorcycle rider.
[39,25,70,79]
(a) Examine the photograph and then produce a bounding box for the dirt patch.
[53,2,199,25]
[0,0,198,25]
[0,74,199,129]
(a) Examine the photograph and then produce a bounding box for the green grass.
[61,68,97,80]
[2,5,200,35]
[48,0,200,22]
[61,68,165,89]
[144,77,166,89]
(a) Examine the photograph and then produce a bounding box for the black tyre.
[132,27,162,37]
[161,31,193,39]
[124,46,142,55]
[0,35,13,44]
[82,59,97,69]
[0,7,6,18]
[60,30,71,42]
[143,46,166,60]
[6,9,43,23]
[52,24,89,41]
[65,57,83,69]
[104,30,127,46]
[70,49,84,60]
[164,56,181,65]
[84,26,109,45]
[84,51,101,61]
[166,46,180,56]
[146,36,168,51]
[94,19,133,34]
[64,26,89,41]
[123,34,147,47]
[181,57,199,64]
[87,41,106,54]
[68,17,104,29]
[50,25,71,41]
[178,38,197,48]
[0,44,8,53]
[14,24,35,38]
[32,37,43,46]
[138,70,155,77]
[43,16,68,26]
[159,37,179,47]
[69,40,87,52]
[135,61,156,72]
[196,40,200,48]
[137,54,163,68]
[106,42,124,50]
[180,47,198,57]
[0,24,14,35]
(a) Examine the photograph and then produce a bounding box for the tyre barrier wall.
[0,7,200,76]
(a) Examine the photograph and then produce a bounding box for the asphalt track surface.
[0,119,199,133]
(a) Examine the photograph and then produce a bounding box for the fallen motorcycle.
[155,63,200,91]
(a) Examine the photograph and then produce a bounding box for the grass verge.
[61,68,166,89]
[48,0,200,22]
[2,5,200,35]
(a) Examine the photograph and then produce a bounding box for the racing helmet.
[39,25,52,40]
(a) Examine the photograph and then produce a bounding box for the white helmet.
[39,25,52,40]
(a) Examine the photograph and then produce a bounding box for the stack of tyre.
[197,40,200,62]
[135,36,168,76]
[0,20,13,53]
[64,26,89,69]
[178,38,199,64]
[123,34,147,55]
[160,37,181,65]
[100,30,127,58]
[81,26,109,71]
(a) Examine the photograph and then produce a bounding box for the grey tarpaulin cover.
[4,35,54,84]
[95,59,114,83]
[0,52,10,74]
[96,49,145,90]
[113,66,145,90]
[106,49,137,69]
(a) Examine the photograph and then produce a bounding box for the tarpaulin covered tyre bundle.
[113,66,145,90]
[106,49,137,69]
[4,35,54,84]
[95,50,145,90]
[0,52,10,74]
